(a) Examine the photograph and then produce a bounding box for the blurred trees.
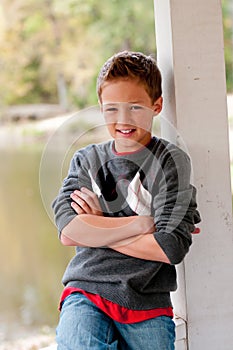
[0,0,232,111]
[0,0,155,109]
[222,0,233,92]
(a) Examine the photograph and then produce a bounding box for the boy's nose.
[116,105,131,124]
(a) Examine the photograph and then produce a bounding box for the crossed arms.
[60,187,170,264]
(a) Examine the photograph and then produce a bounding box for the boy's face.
[100,78,162,153]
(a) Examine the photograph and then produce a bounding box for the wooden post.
[154,0,233,349]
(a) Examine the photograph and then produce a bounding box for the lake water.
[0,108,111,342]
[0,149,75,341]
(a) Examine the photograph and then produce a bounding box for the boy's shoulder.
[152,136,190,161]
[73,140,113,159]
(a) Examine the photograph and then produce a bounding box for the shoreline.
[0,326,55,350]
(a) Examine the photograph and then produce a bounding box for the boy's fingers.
[71,190,102,214]
[70,192,90,212]
[73,189,92,202]
[80,187,95,196]
[80,188,99,204]
[74,188,102,213]
[71,201,85,214]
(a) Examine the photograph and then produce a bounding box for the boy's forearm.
[109,234,170,264]
[61,214,154,247]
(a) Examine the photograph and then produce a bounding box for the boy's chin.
[114,138,144,153]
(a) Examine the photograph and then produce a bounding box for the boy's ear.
[98,99,103,112]
[153,96,163,115]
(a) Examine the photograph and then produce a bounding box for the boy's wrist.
[136,216,155,234]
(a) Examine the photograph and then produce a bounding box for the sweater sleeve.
[152,148,201,265]
[52,151,92,236]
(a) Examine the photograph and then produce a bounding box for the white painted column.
[154,1,233,349]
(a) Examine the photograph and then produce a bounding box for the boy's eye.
[107,107,118,112]
[103,107,118,113]
[130,105,144,111]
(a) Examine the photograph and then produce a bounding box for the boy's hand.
[70,187,103,216]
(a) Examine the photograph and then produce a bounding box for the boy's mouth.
[117,128,136,135]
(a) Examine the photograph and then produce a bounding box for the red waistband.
[59,287,173,324]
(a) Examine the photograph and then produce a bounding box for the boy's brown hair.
[97,51,162,103]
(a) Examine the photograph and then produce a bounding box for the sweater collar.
[110,137,157,160]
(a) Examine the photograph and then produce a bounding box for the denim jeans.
[56,293,175,350]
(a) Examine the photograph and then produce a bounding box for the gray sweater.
[52,137,201,310]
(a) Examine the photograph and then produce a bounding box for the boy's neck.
[112,138,153,156]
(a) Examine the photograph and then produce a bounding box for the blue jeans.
[56,293,175,350]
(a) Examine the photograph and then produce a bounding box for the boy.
[52,51,201,349]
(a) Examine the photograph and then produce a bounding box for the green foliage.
[0,0,156,109]
[0,0,232,111]
[222,0,233,92]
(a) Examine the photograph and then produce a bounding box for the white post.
[154,0,233,349]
